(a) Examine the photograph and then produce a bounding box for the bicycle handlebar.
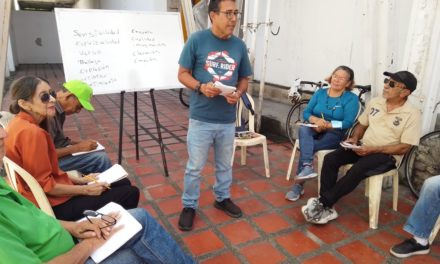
[300,81,328,87]
[290,80,371,102]
[354,84,371,92]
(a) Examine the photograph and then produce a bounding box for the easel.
[117,90,169,177]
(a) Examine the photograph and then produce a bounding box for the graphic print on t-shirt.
[204,51,237,81]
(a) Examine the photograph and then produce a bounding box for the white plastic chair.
[3,156,55,217]
[316,159,399,229]
[0,111,15,128]
[231,93,270,178]
[286,141,335,181]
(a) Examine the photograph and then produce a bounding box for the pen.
[321,112,325,120]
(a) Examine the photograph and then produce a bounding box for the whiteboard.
[55,8,184,94]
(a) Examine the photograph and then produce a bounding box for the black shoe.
[214,198,242,218]
[178,207,195,231]
[390,238,430,258]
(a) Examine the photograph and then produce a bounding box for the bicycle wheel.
[179,88,190,108]
[405,130,440,198]
[285,100,309,144]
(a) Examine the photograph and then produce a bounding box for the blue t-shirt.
[303,88,359,129]
[178,29,252,124]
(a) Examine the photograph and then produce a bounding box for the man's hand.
[225,91,240,104]
[353,145,378,156]
[82,183,110,196]
[72,173,99,185]
[201,82,221,98]
[74,140,98,152]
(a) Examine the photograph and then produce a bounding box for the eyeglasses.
[83,210,117,240]
[384,78,405,89]
[217,10,241,20]
[40,90,57,103]
[326,94,342,111]
[332,74,348,81]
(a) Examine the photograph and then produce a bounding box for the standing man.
[302,71,421,224]
[41,80,112,174]
[177,0,252,231]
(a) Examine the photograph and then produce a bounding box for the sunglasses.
[384,78,404,89]
[40,90,57,103]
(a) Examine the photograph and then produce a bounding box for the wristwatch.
[194,83,202,95]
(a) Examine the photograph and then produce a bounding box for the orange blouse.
[5,111,73,207]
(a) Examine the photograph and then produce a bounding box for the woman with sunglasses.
[285,66,360,202]
[5,76,140,221]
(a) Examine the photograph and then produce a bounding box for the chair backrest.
[345,100,363,138]
[236,93,256,132]
[3,156,55,217]
[0,111,15,128]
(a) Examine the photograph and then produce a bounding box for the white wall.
[248,0,413,87]
[246,0,440,132]
[11,11,62,63]
[98,0,166,11]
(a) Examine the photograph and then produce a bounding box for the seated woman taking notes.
[285,66,359,202]
[5,76,139,221]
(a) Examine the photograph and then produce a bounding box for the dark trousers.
[53,178,140,221]
[319,148,396,208]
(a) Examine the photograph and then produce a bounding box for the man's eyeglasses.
[384,78,405,89]
[40,90,57,103]
[217,10,241,20]
[83,210,117,240]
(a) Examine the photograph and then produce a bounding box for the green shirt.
[0,177,74,263]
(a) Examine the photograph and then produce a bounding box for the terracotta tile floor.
[3,64,440,263]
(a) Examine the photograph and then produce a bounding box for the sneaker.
[390,238,430,258]
[296,165,318,180]
[214,198,242,218]
[285,184,304,201]
[310,207,338,224]
[178,207,195,231]
[301,197,323,221]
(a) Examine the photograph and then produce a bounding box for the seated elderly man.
[0,124,194,264]
[40,80,112,174]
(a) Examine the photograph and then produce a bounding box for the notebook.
[214,81,236,96]
[72,142,105,156]
[80,202,142,263]
[88,164,128,185]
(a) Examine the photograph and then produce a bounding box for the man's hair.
[208,0,235,13]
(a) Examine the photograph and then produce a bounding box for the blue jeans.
[86,208,195,264]
[59,151,112,174]
[404,175,440,239]
[297,126,345,173]
[182,119,235,208]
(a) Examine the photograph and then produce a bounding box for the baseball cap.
[383,71,417,93]
[63,80,95,111]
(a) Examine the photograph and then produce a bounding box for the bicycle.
[179,88,190,107]
[404,101,440,198]
[285,79,371,145]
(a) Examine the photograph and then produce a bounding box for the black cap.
[383,71,417,93]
